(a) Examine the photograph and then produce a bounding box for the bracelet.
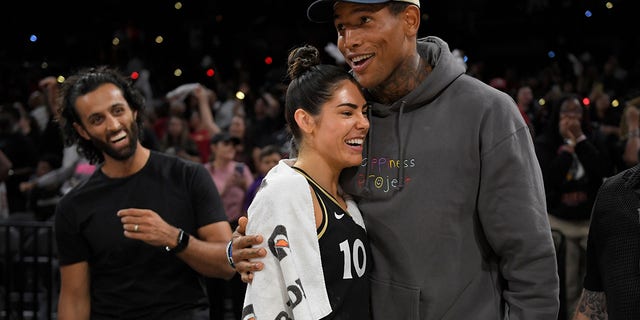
[628,129,640,138]
[165,229,189,254]
[226,239,236,269]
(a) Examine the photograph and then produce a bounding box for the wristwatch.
[564,138,575,147]
[165,229,189,253]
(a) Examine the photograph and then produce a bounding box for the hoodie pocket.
[370,277,420,320]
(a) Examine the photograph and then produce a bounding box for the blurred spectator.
[204,131,253,320]
[589,88,621,175]
[26,89,49,132]
[534,94,609,318]
[37,76,65,160]
[0,103,39,214]
[515,85,543,138]
[20,153,62,220]
[154,96,188,140]
[615,101,640,171]
[488,77,507,92]
[212,82,244,132]
[228,114,252,167]
[13,101,42,150]
[599,54,628,97]
[0,149,12,219]
[18,145,96,219]
[205,132,253,227]
[159,115,201,163]
[245,91,286,160]
[186,84,221,163]
[242,144,282,214]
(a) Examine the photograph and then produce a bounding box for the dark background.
[1,0,637,102]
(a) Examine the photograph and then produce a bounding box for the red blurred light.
[130,71,139,80]
[582,97,590,106]
[264,56,273,65]
[206,68,215,77]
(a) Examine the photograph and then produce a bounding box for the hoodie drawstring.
[363,101,407,194]
[363,107,373,196]
[396,101,406,190]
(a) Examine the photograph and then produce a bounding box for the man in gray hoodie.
[232,1,560,319]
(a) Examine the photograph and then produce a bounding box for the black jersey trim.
[291,166,346,211]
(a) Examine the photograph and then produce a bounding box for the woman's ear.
[294,108,315,134]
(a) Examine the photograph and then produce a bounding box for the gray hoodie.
[340,36,559,319]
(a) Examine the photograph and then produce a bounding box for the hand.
[559,117,570,139]
[559,116,580,141]
[193,84,209,102]
[38,76,57,89]
[567,118,583,139]
[232,170,246,188]
[117,208,178,248]
[19,181,35,192]
[232,216,266,283]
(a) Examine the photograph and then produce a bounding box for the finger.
[236,216,248,235]
[235,260,264,274]
[117,208,147,218]
[232,235,264,253]
[117,209,136,218]
[235,247,267,262]
[240,271,254,284]
[122,223,140,233]
[119,216,143,227]
[123,229,141,239]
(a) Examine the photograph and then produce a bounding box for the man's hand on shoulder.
[232,216,266,283]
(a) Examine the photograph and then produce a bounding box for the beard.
[88,121,139,161]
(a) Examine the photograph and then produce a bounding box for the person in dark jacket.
[535,94,610,317]
[572,163,640,319]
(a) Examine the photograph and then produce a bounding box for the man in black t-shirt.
[54,66,235,319]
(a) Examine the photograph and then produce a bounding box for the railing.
[0,218,58,320]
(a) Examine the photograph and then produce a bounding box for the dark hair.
[57,66,146,164]
[259,144,282,160]
[542,93,592,148]
[285,44,361,155]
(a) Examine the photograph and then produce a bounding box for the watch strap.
[165,229,189,253]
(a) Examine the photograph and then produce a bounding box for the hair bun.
[287,44,321,80]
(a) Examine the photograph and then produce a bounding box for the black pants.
[207,273,247,320]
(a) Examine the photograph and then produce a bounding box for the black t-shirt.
[55,151,226,319]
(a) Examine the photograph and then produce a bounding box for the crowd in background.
[0,45,639,319]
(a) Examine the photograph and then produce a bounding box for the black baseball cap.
[210,132,241,145]
[307,0,420,23]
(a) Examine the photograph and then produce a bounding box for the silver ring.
[134,224,139,232]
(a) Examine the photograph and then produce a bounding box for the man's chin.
[105,145,137,161]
